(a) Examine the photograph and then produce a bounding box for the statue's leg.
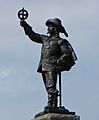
[42,72,53,108]
[44,71,58,109]
[52,92,58,109]
[42,72,47,89]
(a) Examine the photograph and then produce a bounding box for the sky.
[0,0,99,120]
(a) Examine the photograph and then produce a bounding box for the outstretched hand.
[20,21,27,27]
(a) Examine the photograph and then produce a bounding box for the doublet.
[38,36,63,72]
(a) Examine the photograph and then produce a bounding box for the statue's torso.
[39,37,62,72]
[41,37,61,60]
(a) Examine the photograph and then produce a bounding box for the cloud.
[0,64,39,94]
[0,66,13,79]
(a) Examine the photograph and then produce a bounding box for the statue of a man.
[20,18,77,110]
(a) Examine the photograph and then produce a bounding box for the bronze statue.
[18,8,77,114]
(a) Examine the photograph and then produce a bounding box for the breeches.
[42,71,58,94]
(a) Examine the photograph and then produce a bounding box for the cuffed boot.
[44,94,53,110]
[53,93,58,109]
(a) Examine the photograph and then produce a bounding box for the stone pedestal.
[32,113,80,120]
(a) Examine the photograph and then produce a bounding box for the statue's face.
[47,24,55,34]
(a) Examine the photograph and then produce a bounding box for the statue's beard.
[47,31,52,35]
[47,30,54,35]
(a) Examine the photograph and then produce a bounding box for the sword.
[59,72,62,108]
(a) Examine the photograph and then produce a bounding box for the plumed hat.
[46,18,68,37]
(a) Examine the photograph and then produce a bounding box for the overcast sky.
[0,0,99,120]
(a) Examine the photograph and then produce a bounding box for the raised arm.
[20,21,43,44]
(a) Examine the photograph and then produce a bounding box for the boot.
[44,94,53,110]
[52,93,58,109]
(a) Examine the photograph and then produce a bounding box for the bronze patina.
[18,8,77,116]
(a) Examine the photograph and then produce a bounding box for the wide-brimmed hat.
[46,18,68,37]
